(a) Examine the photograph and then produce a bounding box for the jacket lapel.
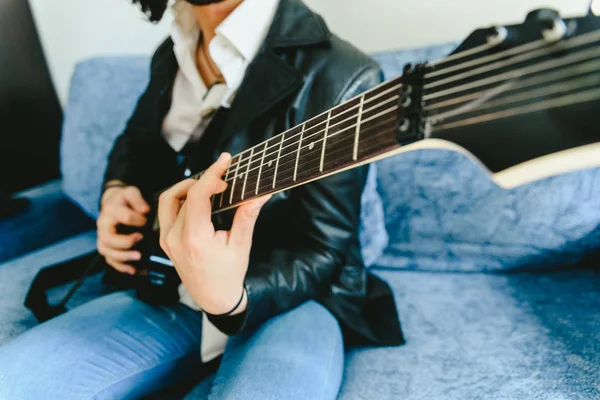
[218,0,331,148]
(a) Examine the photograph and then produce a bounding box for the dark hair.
[132,0,169,22]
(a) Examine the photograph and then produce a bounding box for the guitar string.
[425,26,600,82]
[197,30,600,202]
[221,83,402,172]
[429,72,600,123]
[217,86,600,208]
[424,29,600,91]
[230,95,398,172]
[243,116,398,190]
[221,106,399,185]
[213,120,397,207]
[432,86,600,131]
[222,53,600,184]
[204,29,600,179]
[221,123,399,205]
[425,38,550,78]
[424,58,600,111]
[427,41,498,67]
[203,78,403,176]
[423,45,600,102]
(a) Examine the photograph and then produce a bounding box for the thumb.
[122,186,150,214]
[229,195,271,249]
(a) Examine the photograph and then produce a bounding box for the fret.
[229,153,243,205]
[241,148,253,200]
[321,96,363,172]
[255,141,268,195]
[293,123,305,181]
[319,111,332,172]
[272,133,286,189]
[242,148,262,200]
[256,137,281,195]
[294,113,329,183]
[353,95,365,161]
[271,126,304,189]
[219,158,233,208]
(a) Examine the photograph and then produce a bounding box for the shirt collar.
[171,0,278,62]
[215,0,279,61]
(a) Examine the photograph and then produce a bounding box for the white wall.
[29,0,589,106]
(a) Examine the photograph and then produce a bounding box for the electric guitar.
[133,8,600,304]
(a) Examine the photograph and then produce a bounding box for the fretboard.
[198,77,406,213]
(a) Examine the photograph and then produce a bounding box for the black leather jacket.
[104,0,403,346]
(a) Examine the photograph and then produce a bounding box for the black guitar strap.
[24,252,103,322]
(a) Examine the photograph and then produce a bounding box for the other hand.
[97,183,150,275]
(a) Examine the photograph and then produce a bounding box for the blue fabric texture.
[59,56,388,266]
[341,268,600,400]
[0,288,343,400]
[60,56,151,219]
[371,46,600,272]
[0,181,94,263]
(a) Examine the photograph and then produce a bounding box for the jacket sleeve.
[207,65,385,334]
[102,40,174,195]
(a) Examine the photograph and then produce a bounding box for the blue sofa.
[1,43,599,399]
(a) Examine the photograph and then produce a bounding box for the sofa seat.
[1,236,598,399]
[0,181,94,263]
[341,267,600,399]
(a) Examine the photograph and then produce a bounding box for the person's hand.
[97,183,150,275]
[158,153,270,315]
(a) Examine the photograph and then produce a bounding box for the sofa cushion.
[60,56,388,266]
[374,150,600,272]
[0,181,94,263]
[340,267,600,400]
[0,231,98,346]
[371,46,600,272]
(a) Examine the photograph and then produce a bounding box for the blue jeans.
[0,291,343,399]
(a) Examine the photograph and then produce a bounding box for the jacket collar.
[219,0,331,147]
[155,0,332,149]
[267,0,332,49]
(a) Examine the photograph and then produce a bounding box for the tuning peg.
[485,26,508,46]
[525,9,567,42]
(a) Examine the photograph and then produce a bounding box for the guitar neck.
[202,76,414,214]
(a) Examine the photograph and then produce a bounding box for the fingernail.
[128,269,136,276]
[133,252,142,260]
[136,234,144,241]
[257,195,272,207]
[219,152,231,162]
[250,196,271,211]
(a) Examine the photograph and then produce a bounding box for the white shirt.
[164,0,279,363]
[162,0,279,152]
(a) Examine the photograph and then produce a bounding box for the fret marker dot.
[309,142,314,150]
[268,160,273,167]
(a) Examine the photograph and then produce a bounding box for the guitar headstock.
[397,8,600,174]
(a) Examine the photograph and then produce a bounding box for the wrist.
[202,285,247,316]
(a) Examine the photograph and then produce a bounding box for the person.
[0,0,404,398]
